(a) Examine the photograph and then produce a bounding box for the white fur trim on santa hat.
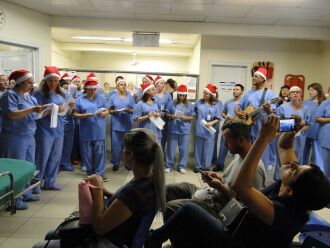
[254,71,267,81]
[142,84,155,95]
[203,87,216,97]
[44,73,60,80]
[176,91,188,95]
[116,79,126,86]
[85,85,98,89]
[289,86,302,93]
[16,73,33,84]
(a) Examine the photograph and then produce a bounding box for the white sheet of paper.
[36,103,53,120]
[50,104,59,128]
[149,116,165,130]
[200,119,216,135]
[117,108,126,112]
[174,109,184,117]
[58,102,71,116]
[94,108,107,115]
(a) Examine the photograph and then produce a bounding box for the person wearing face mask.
[301,83,326,168]
[33,66,75,192]
[108,78,135,171]
[0,70,48,209]
[74,75,110,182]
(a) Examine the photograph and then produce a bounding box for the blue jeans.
[150,203,245,248]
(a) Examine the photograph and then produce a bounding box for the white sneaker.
[179,168,186,174]
[81,166,87,172]
[164,168,171,173]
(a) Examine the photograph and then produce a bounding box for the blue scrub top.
[213,100,224,129]
[237,88,276,138]
[133,100,162,138]
[154,92,172,113]
[194,99,221,139]
[108,93,135,132]
[166,100,195,135]
[34,90,65,138]
[315,99,330,149]
[223,98,238,118]
[75,94,109,141]
[0,89,37,137]
[276,102,311,127]
[302,99,320,139]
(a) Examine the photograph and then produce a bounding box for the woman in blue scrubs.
[274,86,311,180]
[315,99,330,178]
[194,83,221,172]
[302,83,326,166]
[133,82,162,143]
[0,70,47,209]
[34,66,75,191]
[108,78,135,171]
[154,76,172,151]
[212,91,223,165]
[74,78,109,181]
[165,85,195,174]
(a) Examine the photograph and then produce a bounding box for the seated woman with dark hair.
[147,115,330,248]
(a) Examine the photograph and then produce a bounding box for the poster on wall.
[218,81,236,92]
[184,76,197,100]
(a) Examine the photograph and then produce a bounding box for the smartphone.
[196,168,213,181]
[278,118,295,132]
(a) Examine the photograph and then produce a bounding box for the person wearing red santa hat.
[68,74,81,99]
[154,75,172,152]
[0,70,48,209]
[108,78,135,171]
[193,83,221,172]
[59,73,71,93]
[74,76,109,181]
[165,85,195,173]
[235,67,276,169]
[133,82,162,143]
[33,66,75,192]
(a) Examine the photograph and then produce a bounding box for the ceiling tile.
[171,3,251,17]
[205,16,276,25]
[246,6,330,20]
[299,0,330,10]
[214,0,305,8]
[135,13,205,22]
[64,10,136,19]
[51,0,95,11]
[275,19,330,27]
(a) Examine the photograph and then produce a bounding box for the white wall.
[0,1,51,81]
[321,41,330,94]
[199,36,323,98]
[188,37,201,74]
[51,40,82,69]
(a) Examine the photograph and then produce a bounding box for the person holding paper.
[193,83,221,173]
[133,82,162,143]
[0,70,48,210]
[154,76,172,152]
[165,85,195,174]
[74,76,109,182]
[34,66,75,192]
[108,78,135,171]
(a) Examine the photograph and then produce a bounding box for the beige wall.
[51,41,82,69]
[188,37,201,74]
[199,36,323,98]
[0,1,51,80]
[321,41,330,94]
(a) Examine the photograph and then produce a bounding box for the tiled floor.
[0,161,329,248]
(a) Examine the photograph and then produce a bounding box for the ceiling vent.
[132,32,160,47]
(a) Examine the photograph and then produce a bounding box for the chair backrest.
[129,212,156,248]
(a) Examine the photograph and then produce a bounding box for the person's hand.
[124,107,131,113]
[85,174,103,188]
[291,114,304,132]
[205,122,212,128]
[33,105,48,113]
[204,172,224,190]
[148,111,155,117]
[178,116,186,121]
[58,105,65,113]
[154,112,161,118]
[258,114,279,142]
[84,113,94,118]
[68,101,75,108]
[263,102,272,114]
[236,110,247,120]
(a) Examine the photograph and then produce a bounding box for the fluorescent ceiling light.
[72,36,173,44]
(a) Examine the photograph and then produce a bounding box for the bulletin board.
[58,68,200,101]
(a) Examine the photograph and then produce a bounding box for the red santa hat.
[326,86,330,97]
[144,75,154,84]
[176,85,188,95]
[154,75,164,86]
[71,74,81,82]
[84,79,98,89]
[9,70,33,84]
[61,73,71,81]
[204,83,217,97]
[86,72,98,82]
[141,82,155,95]
[44,66,60,80]
[254,67,267,81]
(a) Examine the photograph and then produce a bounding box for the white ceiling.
[5,0,330,27]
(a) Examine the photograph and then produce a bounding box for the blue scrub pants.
[321,147,330,178]
[35,134,64,188]
[161,121,168,153]
[0,132,35,163]
[111,130,125,169]
[302,137,324,169]
[194,136,215,170]
[269,139,277,166]
[80,140,106,176]
[60,123,75,170]
[166,133,190,170]
[293,134,306,164]
[216,136,228,166]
